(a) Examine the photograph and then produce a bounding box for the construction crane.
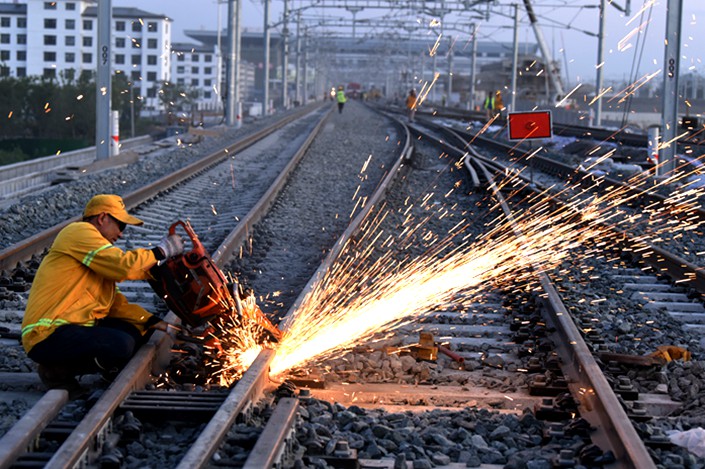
[522,0,565,103]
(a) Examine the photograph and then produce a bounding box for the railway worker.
[21,194,184,393]
[483,91,495,121]
[336,86,347,113]
[493,90,505,118]
[406,89,417,123]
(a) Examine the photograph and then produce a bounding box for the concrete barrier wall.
[0,135,152,200]
[0,135,152,181]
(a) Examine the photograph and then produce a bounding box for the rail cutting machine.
[148,220,282,342]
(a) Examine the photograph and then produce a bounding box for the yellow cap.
[83,194,143,226]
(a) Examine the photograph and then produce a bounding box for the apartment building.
[0,0,172,110]
[171,36,258,114]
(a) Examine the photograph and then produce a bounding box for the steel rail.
[440,124,705,297]
[178,110,413,468]
[450,125,705,223]
[0,390,68,469]
[0,103,325,272]
[412,122,657,468]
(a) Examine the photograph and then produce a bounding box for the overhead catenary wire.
[620,0,654,128]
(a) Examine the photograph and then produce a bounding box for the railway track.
[1,101,704,467]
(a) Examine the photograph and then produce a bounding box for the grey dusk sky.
[113,0,704,85]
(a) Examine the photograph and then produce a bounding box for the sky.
[113,0,704,84]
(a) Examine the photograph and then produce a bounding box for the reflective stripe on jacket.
[22,222,158,353]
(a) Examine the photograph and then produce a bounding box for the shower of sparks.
[428,34,442,57]
[415,75,440,108]
[263,149,705,377]
[617,20,650,52]
[555,83,582,108]
[206,312,268,387]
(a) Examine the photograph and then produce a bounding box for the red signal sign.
[508,111,553,140]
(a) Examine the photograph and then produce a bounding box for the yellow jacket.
[406,94,417,110]
[336,90,347,104]
[22,222,158,353]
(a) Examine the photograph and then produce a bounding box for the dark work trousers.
[28,318,145,374]
[337,102,345,113]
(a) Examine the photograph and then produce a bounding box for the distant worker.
[493,90,505,118]
[406,89,418,123]
[336,86,347,114]
[22,194,184,393]
[483,91,495,121]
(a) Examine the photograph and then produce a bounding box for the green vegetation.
[0,72,197,165]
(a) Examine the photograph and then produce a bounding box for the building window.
[147,88,156,98]
[43,68,56,78]
[132,40,140,48]
[16,67,25,77]
[44,2,57,10]
[82,37,92,47]
[177,54,185,62]
[147,71,156,81]
[176,66,184,73]
[17,18,26,28]
[65,52,75,63]
[205,54,212,63]
[204,79,212,86]
[43,51,56,61]
[147,55,157,65]
[191,54,199,62]
[131,55,141,65]
[191,78,199,86]
[0,66,9,77]
[147,22,157,32]
[65,19,75,29]
[66,2,76,10]
[0,34,9,44]
[83,20,92,30]
[177,78,184,85]
[204,91,211,99]
[0,17,10,28]
[65,36,75,46]
[82,53,92,63]
[115,54,125,64]
[131,22,141,32]
[204,67,212,75]
[147,38,157,49]
[131,71,140,80]
[16,50,25,61]
[16,34,26,45]
[116,21,125,31]
[44,18,57,29]
[116,38,125,48]
[0,50,9,61]
[191,66,199,74]
[44,35,57,46]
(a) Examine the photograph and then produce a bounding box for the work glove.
[157,234,184,259]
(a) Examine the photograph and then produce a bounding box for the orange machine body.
[149,221,234,328]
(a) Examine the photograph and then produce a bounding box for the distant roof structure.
[172,41,214,53]
[83,6,171,21]
[183,29,537,60]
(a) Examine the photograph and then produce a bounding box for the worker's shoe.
[37,364,83,397]
[94,357,120,382]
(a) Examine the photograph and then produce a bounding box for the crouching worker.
[21,194,184,393]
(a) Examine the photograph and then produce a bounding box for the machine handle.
[167,220,207,262]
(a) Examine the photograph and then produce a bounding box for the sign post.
[507,110,553,185]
